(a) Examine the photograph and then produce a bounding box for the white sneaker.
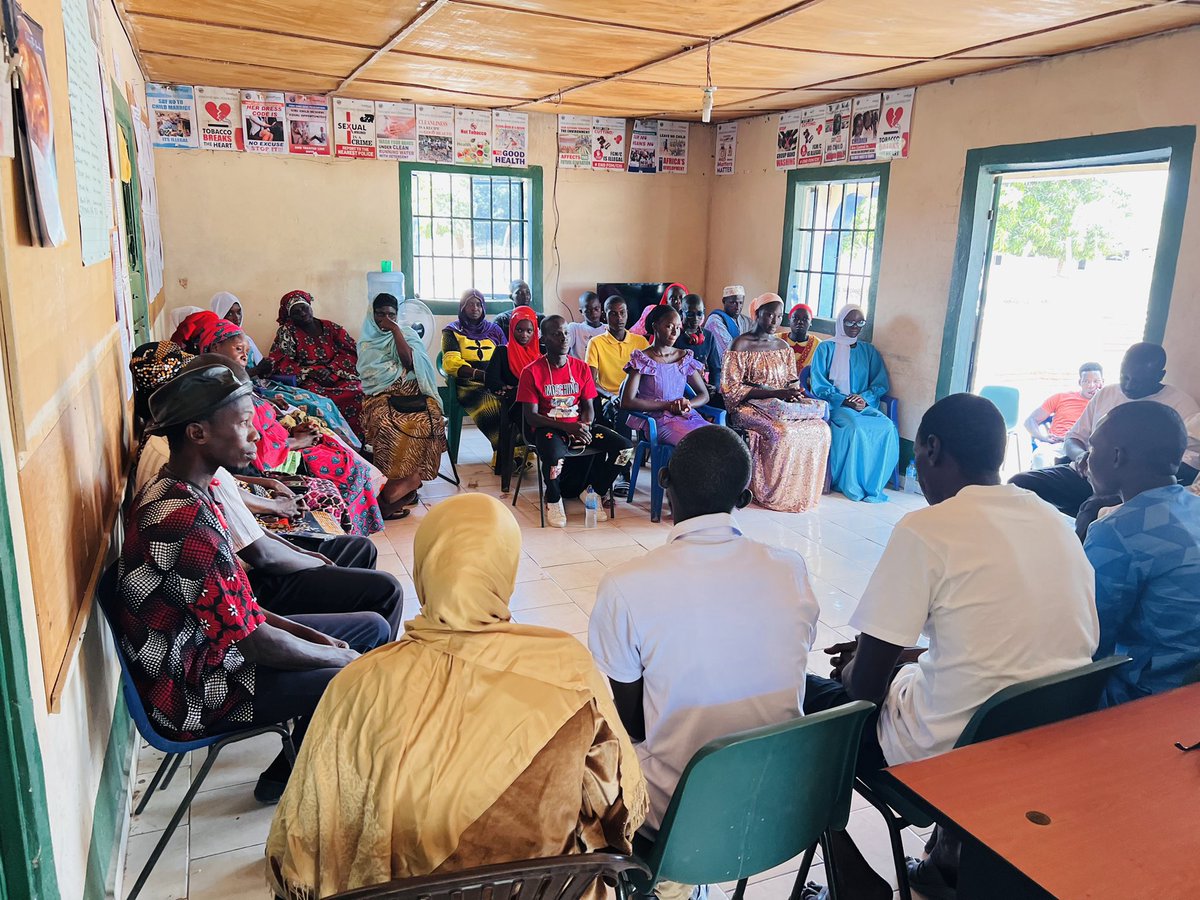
[545,500,567,528]
[595,498,609,522]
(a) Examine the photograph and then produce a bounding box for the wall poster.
[877,88,915,159]
[823,99,851,165]
[195,85,241,151]
[416,104,454,164]
[333,97,376,159]
[375,101,416,162]
[492,110,527,167]
[454,107,491,166]
[849,93,881,162]
[285,93,330,156]
[796,105,827,167]
[556,114,591,169]
[628,118,657,173]
[715,121,737,175]
[242,90,286,154]
[591,116,626,171]
[657,120,688,173]
[776,109,801,170]
[146,82,197,149]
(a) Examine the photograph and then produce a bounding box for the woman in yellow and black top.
[441,289,506,461]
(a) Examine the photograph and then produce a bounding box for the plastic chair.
[623,386,727,523]
[628,701,876,900]
[95,562,297,900]
[800,365,902,491]
[858,655,1131,900]
[327,853,651,900]
[511,422,617,527]
[436,350,466,465]
[978,385,1024,472]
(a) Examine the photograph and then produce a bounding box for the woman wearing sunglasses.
[809,304,899,502]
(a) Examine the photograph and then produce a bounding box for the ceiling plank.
[338,0,455,92]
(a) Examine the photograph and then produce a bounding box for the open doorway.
[968,164,1169,466]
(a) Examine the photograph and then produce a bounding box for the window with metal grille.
[400,164,541,314]
[778,164,889,329]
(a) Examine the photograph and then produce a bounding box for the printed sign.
[492,110,528,167]
[591,116,625,171]
[417,104,454,164]
[454,108,492,166]
[776,109,801,170]
[242,90,287,154]
[877,88,915,159]
[658,120,688,173]
[715,121,737,175]
[285,93,330,156]
[196,86,241,151]
[797,105,827,167]
[147,83,197,149]
[557,114,591,169]
[823,99,852,165]
[849,93,881,162]
[376,101,416,161]
[628,119,658,173]
[333,97,376,159]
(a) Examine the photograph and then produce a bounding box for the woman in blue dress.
[809,304,899,502]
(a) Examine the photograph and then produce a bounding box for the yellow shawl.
[266,494,646,898]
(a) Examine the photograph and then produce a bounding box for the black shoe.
[253,774,287,804]
[612,477,630,498]
[906,857,957,900]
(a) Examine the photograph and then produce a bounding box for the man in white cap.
[704,285,751,369]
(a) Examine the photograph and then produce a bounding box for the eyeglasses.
[844,319,868,328]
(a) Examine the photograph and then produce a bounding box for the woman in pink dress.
[619,305,711,446]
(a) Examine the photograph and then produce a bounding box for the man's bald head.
[1120,342,1167,398]
[1087,400,1187,497]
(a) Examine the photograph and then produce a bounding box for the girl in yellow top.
[782,302,823,374]
[441,289,506,460]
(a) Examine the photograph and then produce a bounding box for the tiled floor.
[122,424,932,900]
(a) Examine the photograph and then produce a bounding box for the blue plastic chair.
[623,384,726,522]
[978,385,1024,471]
[800,365,902,491]
[95,563,296,900]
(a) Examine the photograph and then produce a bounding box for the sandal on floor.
[798,883,827,900]
[382,506,411,521]
[398,490,420,507]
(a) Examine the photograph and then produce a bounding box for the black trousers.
[533,424,632,503]
[248,535,405,639]
[1008,464,1095,517]
[803,673,889,773]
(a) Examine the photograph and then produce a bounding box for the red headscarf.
[660,283,688,307]
[631,282,689,336]
[170,310,242,354]
[506,305,541,377]
[278,290,314,324]
[790,303,814,321]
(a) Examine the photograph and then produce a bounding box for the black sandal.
[382,506,411,521]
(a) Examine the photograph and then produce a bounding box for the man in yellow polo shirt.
[586,293,649,412]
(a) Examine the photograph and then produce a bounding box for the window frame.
[399,161,544,316]
[776,162,891,340]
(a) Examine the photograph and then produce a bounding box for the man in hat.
[704,284,751,369]
[113,364,391,802]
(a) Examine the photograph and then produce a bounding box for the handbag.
[388,393,431,414]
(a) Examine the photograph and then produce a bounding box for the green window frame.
[935,126,1195,399]
[399,162,543,317]
[777,163,890,338]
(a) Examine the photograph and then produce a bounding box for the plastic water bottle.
[584,487,599,529]
[904,459,922,495]
[787,284,800,310]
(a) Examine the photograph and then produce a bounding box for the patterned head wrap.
[129,340,194,419]
[170,310,243,354]
[277,290,314,324]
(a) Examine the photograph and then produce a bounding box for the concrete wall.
[707,27,1200,438]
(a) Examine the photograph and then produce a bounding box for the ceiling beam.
[336,0,454,93]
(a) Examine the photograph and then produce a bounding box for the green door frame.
[935,126,1196,399]
[113,85,150,346]
[398,162,544,317]
[0,455,59,899]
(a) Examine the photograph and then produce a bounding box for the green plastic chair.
[436,350,465,464]
[859,654,1131,900]
[629,701,875,900]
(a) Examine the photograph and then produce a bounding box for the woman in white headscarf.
[168,305,203,331]
[808,304,898,502]
[210,291,264,366]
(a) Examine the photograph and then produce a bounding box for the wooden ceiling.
[116,0,1200,120]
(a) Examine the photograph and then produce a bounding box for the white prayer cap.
[722,285,745,298]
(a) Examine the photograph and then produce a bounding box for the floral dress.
[268,319,365,436]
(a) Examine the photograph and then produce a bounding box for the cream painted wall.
[154,113,715,350]
[708,27,1200,439]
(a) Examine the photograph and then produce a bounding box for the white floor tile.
[544,560,607,590]
[188,843,272,900]
[512,602,590,634]
[187,784,277,860]
[510,579,572,611]
[567,586,598,615]
[123,825,189,900]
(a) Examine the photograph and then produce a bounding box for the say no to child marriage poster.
[417,105,454,164]
[195,86,241,151]
[242,91,287,154]
[147,82,198,149]
[286,93,330,156]
[715,121,737,175]
[657,120,688,173]
[823,99,852,165]
[557,114,591,169]
[333,97,376,160]
[591,116,626,171]
[849,93,881,163]
[877,88,915,159]
[454,108,492,166]
[628,119,657,174]
[375,101,417,162]
[492,110,528,168]
[776,109,801,171]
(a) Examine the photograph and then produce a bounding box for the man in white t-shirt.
[1011,343,1200,522]
[805,393,1098,898]
[565,290,607,361]
[589,425,819,837]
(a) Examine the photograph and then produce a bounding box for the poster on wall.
[557,114,591,169]
[797,105,827,167]
[14,8,66,246]
[715,121,737,175]
[492,110,527,167]
[658,120,688,173]
[242,90,286,154]
[61,0,110,265]
[591,116,625,171]
[376,101,416,161]
[776,109,801,170]
[823,99,851,165]
[849,93,881,162]
[333,97,376,159]
[877,87,915,159]
[195,85,242,151]
[285,93,329,156]
[628,118,657,173]
[147,83,197,149]
[416,104,453,164]
[132,111,164,300]
[454,108,491,166]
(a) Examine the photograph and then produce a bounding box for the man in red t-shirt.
[516,315,633,527]
[1025,362,1104,465]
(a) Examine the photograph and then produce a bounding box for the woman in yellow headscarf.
[266,493,647,899]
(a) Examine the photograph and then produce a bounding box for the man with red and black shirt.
[516,315,632,527]
[115,365,390,802]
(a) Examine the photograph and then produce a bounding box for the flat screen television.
[596,282,678,326]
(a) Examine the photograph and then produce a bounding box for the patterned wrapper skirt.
[362,380,448,483]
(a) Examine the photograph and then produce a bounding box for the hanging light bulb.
[701,37,715,123]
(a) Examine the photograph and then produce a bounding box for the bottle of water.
[584,487,599,528]
[904,459,922,495]
[786,284,800,317]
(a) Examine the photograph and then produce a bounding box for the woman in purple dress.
[619,305,711,445]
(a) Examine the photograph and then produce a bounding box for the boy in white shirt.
[805,393,1098,899]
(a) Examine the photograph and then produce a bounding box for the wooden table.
[880,684,1200,898]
